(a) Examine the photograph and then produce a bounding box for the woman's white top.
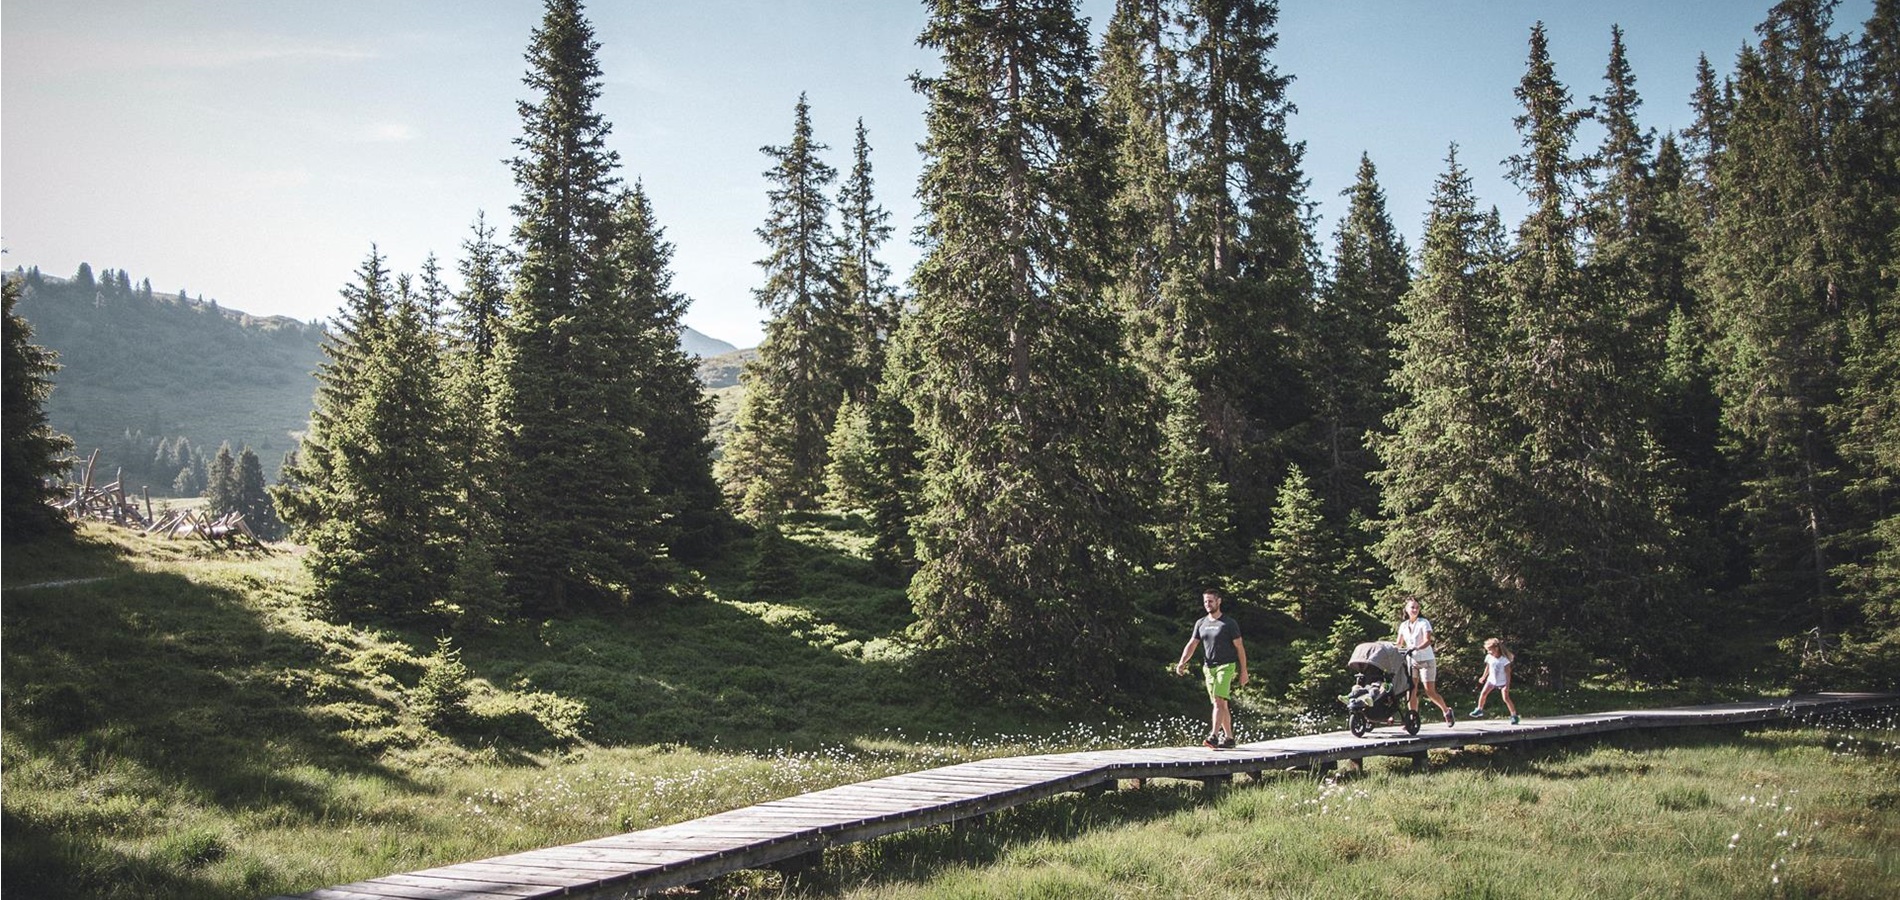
[1397,617,1434,662]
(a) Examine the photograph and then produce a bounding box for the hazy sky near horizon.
[3,1,1876,348]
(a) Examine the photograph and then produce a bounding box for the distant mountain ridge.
[680,327,737,358]
[9,264,750,494]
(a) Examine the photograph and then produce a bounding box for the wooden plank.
[299,881,527,900]
[510,845,698,866]
[409,863,604,889]
[363,873,560,899]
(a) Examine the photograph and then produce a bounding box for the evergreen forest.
[6,1,1900,896]
[12,0,1900,703]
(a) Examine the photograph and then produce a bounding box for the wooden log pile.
[145,508,269,550]
[52,448,269,551]
[53,449,152,528]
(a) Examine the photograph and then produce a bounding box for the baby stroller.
[1343,641,1421,737]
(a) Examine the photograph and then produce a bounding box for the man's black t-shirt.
[1192,614,1242,666]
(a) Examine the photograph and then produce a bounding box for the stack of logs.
[145,507,268,550]
[54,449,269,550]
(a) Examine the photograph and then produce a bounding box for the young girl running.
[1470,638,1519,724]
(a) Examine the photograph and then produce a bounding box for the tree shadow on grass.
[2,538,429,884]
[1,805,268,900]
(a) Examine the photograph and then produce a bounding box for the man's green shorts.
[1203,662,1238,700]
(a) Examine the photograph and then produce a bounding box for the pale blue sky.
[2,1,1876,348]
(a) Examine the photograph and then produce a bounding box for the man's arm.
[1175,636,1199,675]
[1234,637,1249,687]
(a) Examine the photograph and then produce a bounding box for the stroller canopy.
[1347,641,1412,694]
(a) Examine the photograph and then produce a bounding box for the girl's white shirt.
[1484,652,1512,687]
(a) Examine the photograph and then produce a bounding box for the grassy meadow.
[3,521,1896,899]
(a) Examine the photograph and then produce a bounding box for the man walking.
[1174,588,1249,748]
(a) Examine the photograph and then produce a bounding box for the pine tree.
[491,0,663,610]
[305,272,456,620]
[903,0,1151,699]
[1250,463,1354,630]
[1314,153,1410,523]
[1830,0,1900,651]
[608,184,726,561]
[1165,0,1316,544]
[1099,0,1182,376]
[1096,0,1314,586]
[441,213,512,620]
[835,118,899,407]
[1699,1,1856,630]
[1370,147,1513,645]
[823,396,878,513]
[204,442,238,516]
[274,249,393,538]
[863,327,925,575]
[1102,3,1214,596]
[1497,23,1683,673]
[721,95,849,516]
[234,446,282,541]
[2,275,74,541]
[1652,135,1744,601]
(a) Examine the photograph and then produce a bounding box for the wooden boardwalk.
[273,691,1896,900]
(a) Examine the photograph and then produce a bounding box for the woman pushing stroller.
[1397,597,1456,727]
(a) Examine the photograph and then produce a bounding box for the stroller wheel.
[1350,712,1369,738]
[1403,710,1421,736]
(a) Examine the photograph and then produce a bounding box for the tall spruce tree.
[608,184,726,561]
[863,326,925,575]
[1370,148,1515,648]
[822,120,903,526]
[2,275,74,541]
[835,118,899,407]
[234,446,282,541]
[204,442,238,517]
[1099,1,1222,598]
[275,249,393,538]
[1166,0,1316,544]
[1096,0,1314,592]
[1314,153,1410,523]
[903,0,1151,698]
[1699,1,1856,631]
[1099,0,1181,374]
[1497,23,1683,674]
[491,0,664,610]
[720,95,849,517]
[300,265,456,620]
[1830,0,1900,653]
[441,213,512,617]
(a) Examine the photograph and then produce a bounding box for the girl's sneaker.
[1510,715,1520,724]
[1468,708,1484,718]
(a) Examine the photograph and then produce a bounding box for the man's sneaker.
[1203,733,1221,749]
[1468,708,1485,718]
[1510,714,1520,725]
[1219,735,1237,749]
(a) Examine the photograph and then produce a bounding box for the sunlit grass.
[785,713,1900,900]
[6,523,1895,899]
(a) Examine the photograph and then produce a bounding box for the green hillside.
[9,265,756,495]
[9,266,325,494]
